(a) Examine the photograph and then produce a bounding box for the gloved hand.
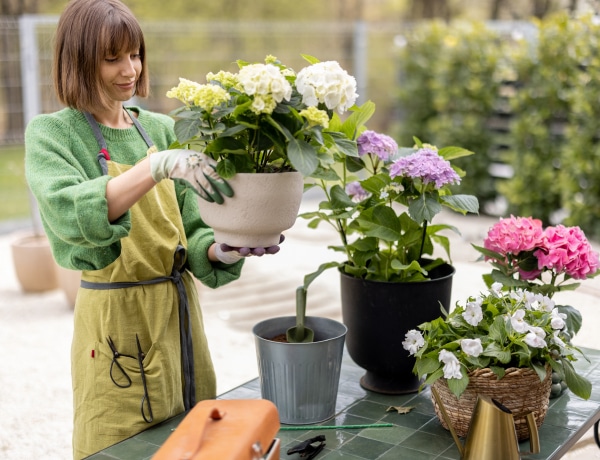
[213,235,285,264]
[150,149,233,204]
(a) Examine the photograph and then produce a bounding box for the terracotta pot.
[197,171,304,248]
[56,265,81,308]
[340,261,455,394]
[10,232,58,293]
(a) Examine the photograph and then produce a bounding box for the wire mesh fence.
[0,16,410,146]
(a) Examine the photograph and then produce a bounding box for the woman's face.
[99,49,142,104]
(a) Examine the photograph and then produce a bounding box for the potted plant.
[472,215,600,396]
[165,55,360,248]
[300,132,479,393]
[403,283,593,440]
[10,193,58,293]
[252,278,347,425]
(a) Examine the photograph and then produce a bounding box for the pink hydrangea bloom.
[389,148,461,189]
[535,225,600,279]
[484,215,544,256]
[357,130,398,160]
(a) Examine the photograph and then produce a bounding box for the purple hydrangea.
[357,130,398,160]
[389,148,461,189]
[346,181,370,202]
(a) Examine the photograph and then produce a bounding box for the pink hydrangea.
[389,148,461,189]
[535,225,600,280]
[357,130,398,160]
[484,216,544,256]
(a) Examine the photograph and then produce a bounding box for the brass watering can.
[431,387,540,460]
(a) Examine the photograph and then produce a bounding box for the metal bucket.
[253,316,347,425]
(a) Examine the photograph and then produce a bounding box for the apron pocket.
[94,339,183,438]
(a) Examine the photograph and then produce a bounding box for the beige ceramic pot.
[10,231,58,292]
[56,265,81,308]
[197,171,304,248]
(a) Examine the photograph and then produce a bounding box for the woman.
[24,0,276,457]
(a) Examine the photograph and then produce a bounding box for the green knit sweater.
[24,106,242,288]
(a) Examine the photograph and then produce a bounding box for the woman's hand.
[211,235,285,264]
[150,149,233,204]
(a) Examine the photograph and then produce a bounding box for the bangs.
[100,13,144,56]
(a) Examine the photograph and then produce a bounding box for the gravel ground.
[1,207,600,459]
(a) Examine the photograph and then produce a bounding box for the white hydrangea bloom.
[402,329,425,355]
[460,338,483,357]
[237,63,292,114]
[439,350,462,379]
[295,61,358,114]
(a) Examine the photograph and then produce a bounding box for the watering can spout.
[431,386,464,456]
[431,386,540,460]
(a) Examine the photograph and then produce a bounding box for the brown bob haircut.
[53,0,150,113]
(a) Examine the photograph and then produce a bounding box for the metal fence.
[1,16,410,146]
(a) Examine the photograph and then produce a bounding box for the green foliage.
[394,20,503,206]
[0,146,30,221]
[395,14,600,241]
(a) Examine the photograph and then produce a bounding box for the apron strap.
[124,107,155,148]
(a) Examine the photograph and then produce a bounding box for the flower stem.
[419,220,428,260]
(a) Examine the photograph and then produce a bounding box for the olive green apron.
[71,110,216,459]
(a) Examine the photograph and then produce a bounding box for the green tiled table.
[88,348,600,460]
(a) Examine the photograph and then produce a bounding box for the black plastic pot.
[340,262,455,394]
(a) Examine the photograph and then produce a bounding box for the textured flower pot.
[197,171,304,248]
[253,316,347,424]
[340,262,455,394]
[10,231,58,293]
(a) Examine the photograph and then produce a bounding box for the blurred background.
[2,0,600,239]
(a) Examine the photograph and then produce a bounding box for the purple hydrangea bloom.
[346,181,370,202]
[389,148,461,189]
[357,130,398,160]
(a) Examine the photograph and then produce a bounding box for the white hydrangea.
[295,61,358,114]
[237,64,292,114]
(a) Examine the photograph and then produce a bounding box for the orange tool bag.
[152,399,281,460]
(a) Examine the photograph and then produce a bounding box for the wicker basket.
[431,366,552,441]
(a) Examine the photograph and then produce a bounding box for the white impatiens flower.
[491,282,504,295]
[538,295,555,312]
[402,329,425,355]
[510,309,529,333]
[550,309,567,330]
[439,350,463,379]
[461,338,483,357]
[462,298,483,326]
[524,326,547,348]
[295,61,358,114]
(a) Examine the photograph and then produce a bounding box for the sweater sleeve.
[25,113,131,270]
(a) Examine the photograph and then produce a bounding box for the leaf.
[303,262,342,290]
[441,194,479,215]
[408,193,442,223]
[438,146,475,161]
[561,358,592,400]
[330,185,357,210]
[446,372,470,398]
[174,118,201,143]
[386,406,415,414]
[356,206,402,241]
[287,137,319,176]
[557,305,583,336]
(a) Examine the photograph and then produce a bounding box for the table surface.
[87,348,600,460]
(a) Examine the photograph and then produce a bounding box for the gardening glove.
[214,235,285,264]
[149,149,233,204]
